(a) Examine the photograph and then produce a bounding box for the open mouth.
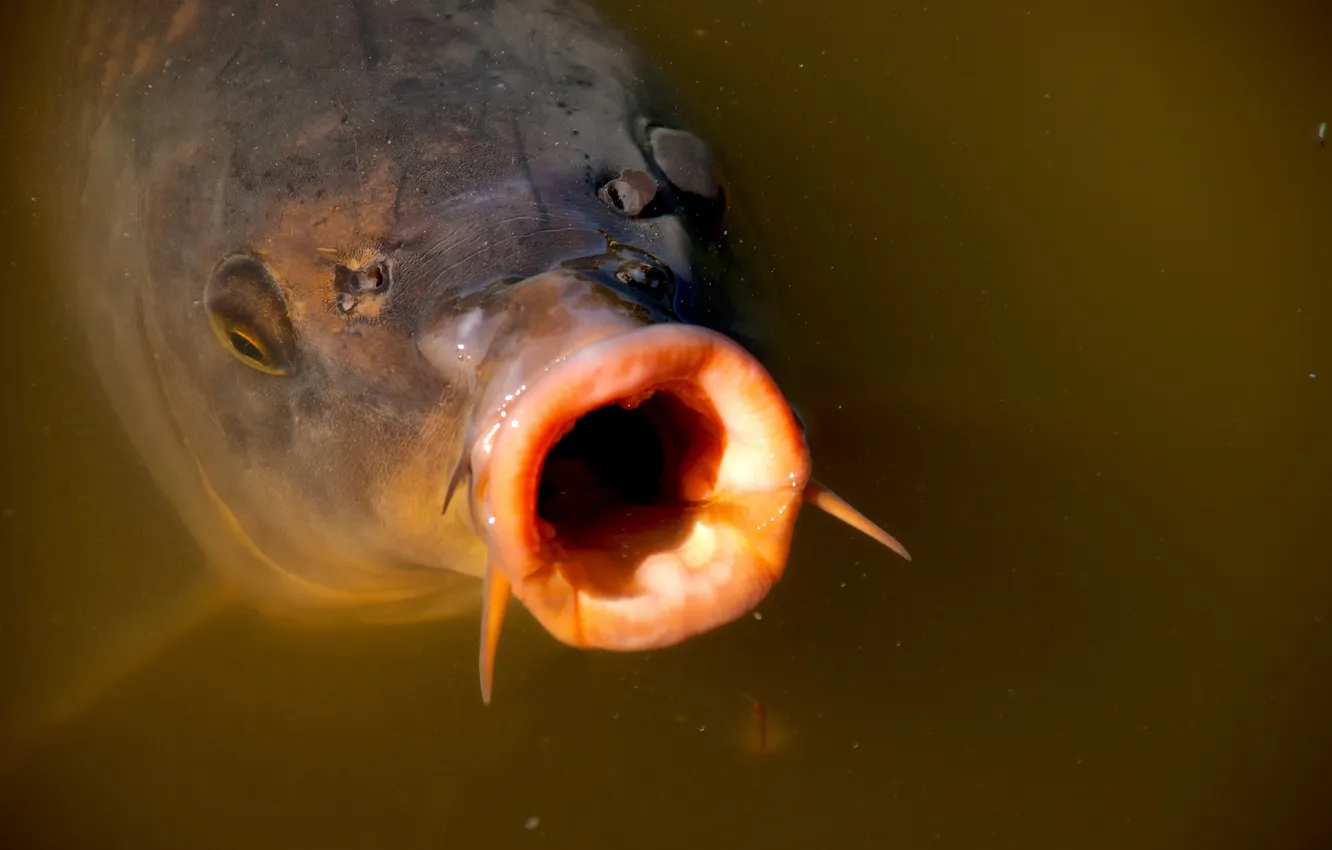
[535,387,734,596]
[467,323,910,703]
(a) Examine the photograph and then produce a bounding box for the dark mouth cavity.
[534,388,723,591]
[537,389,704,519]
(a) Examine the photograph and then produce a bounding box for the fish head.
[163,131,808,652]
[90,0,906,698]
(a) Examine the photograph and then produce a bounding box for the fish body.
[42,0,908,707]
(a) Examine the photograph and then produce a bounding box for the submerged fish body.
[46,0,908,703]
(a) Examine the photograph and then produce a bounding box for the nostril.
[362,262,387,290]
[598,168,657,217]
[333,261,392,316]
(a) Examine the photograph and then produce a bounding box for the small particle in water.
[851,740,860,749]
[1317,121,1327,147]
[753,611,763,620]
[1310,373,1318,379]
[525,816,540,830]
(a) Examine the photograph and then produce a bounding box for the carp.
[28,0,908,746]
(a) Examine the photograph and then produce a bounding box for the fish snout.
[425,270,909,704]
[466,316,812,700]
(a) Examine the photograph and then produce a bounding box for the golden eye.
[228,329,266,364]
[208,314,288,375]
[204,255,299,376]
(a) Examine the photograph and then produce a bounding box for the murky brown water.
[2,1,1329,848]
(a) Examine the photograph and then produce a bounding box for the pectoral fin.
[0,569,238,776]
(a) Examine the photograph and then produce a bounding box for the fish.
[22,0,910,757]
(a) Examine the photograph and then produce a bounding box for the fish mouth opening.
[474,323,812,651]
[535,385,723,597]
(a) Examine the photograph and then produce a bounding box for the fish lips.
[468,321,812,657]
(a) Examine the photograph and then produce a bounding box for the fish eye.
[224,325,271,368]
[205,254,299,376]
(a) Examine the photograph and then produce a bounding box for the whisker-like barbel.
[805,480,913,562]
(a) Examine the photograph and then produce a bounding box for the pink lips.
[461,316,911,703]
